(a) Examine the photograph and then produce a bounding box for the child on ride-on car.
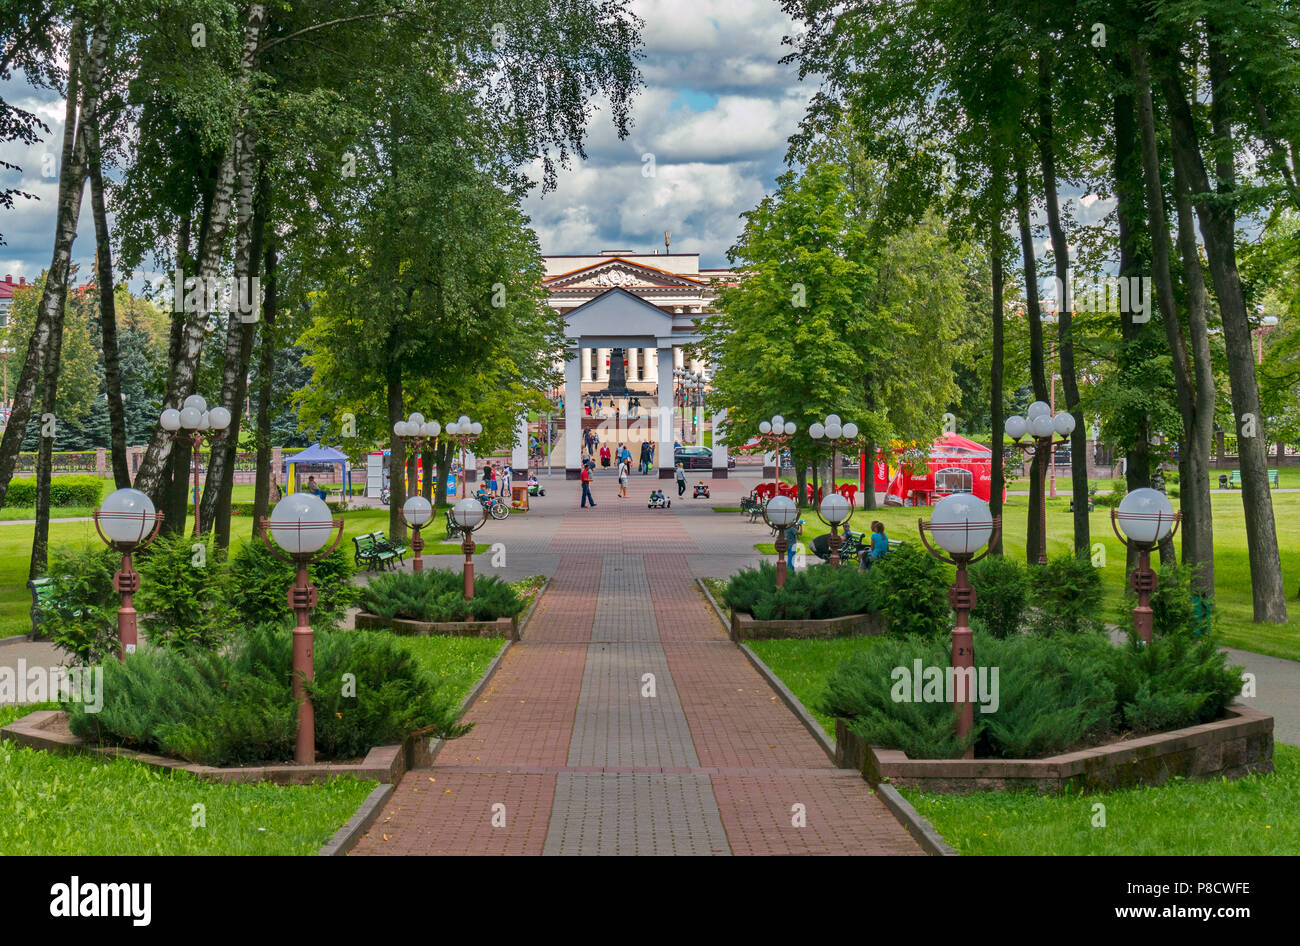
[692,480,709,498]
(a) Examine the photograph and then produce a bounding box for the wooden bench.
[1220,469,1280,489]
[444,508,468,540]
[352,531,407,572]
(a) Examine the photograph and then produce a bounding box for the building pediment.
[544,258,704,291]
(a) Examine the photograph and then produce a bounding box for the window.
[933,467,973,494]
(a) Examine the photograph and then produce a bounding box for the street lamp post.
[445,415,482,498]
[757,414,798,498]
[918,494,1001,758]
[260,494,345,765]
[1005,400,1075,565]
[92,487,164,660]
[159,395,231,536]
[1111,488,1181,644]
[451,496,488,599]
[817,491,855,566]
[400,495,433,571]
[392,413,441,498]
[810,413,861,503]
[762,495,799,587]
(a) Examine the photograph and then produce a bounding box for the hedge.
[2,475,104,508]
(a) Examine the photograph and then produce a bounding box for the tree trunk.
[435,440,450,507]
[421,447,434,500]
[251,232,277,537]
[1015,154,1051,565]
[86,106,129,488]
[131,3,265,501]
[1157,42,1287,621]
[386,357,406,543]
[0,19,89,509]
[989,200,1005,556]
[1035,50,1089,555]
[862,438,877,510]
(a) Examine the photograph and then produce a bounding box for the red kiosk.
[861,433,1001,507]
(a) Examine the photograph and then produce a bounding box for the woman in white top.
[618,459,629,498]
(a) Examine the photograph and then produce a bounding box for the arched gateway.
[529,251,732,480]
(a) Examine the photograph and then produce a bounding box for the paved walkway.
[352,476,921,856]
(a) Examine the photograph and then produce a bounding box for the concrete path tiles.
[353,492,921,856]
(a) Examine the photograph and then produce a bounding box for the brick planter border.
[729,610,885,642]
[835,703,1274,794]
[354,611,519,642]
[0,709,436,785]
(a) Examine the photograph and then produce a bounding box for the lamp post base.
[774,534,788,587]
[949,557,977,759]
[463,534,476,599]
[411,527,424,572]
[288,562,318,766]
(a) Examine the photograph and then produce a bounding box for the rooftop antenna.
[665,230,670,252]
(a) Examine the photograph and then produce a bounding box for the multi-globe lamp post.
[92,488,164,659]
[917,494,1001,758]
[392,413,441,498]
[260,493,345,765]
[810,414,860,564]
[757,414,797,496]
[445,415,483,498]
[159,395,231,536]
[674,368,703,444]
[1004,400,1075,565]
[1111,488,1181,644]
[451,496,488,599]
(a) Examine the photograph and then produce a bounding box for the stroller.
[648,490,671,509]
[692,482,710,499]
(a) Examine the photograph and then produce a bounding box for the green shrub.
[359,568,525,623]
[135,532,231,650]
[227,538,360,630]
[66,624,470,765]
[1094,489,1123,509]
[39,544,122,664]
[3,475,104,507]
[1027,551,1104,635]
[969,554,1028,638]
[721,561,875,621]
[1109,632,1242,734]
[871,541,949,636]
[974,633,1116,757]
[1122,561,1214,637]
[819,635,973,759]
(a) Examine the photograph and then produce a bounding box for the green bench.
[1220,469,1280,489]
[26,577,56,637]
[352,531,407,572]
[445,508,468,540]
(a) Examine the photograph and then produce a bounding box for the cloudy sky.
[0,0,1107,285]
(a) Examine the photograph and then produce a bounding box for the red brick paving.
[353,502,922,856]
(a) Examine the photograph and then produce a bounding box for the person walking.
[785,519,800,571]
[639,440,651,475]
[600,443,611,468]
[500,463,512,500]
[581,461,596,507]
[675,462,686,497]
[618,457,629,498]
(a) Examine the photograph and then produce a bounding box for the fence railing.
[15,452,98,475]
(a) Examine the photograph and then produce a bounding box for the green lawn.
[0,703,376,855]
[746,637,882,734]
[749,490,1300,661]
[899,743,1300,855]
[390,635,505,705]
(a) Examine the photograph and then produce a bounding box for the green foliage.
[1123,561,1214,637]
[226,539,359,630]
[1027,551,1104,635]
[2,475,103,507]
[1109,632,1243,735]
[820,635,972,759]
[968,554,1028,638]
[359,568,525,623]
[871,541,950,636]
[721,561,875,621]
[39,544,121,664]
[66,625,469,766]
[135,532,230,650]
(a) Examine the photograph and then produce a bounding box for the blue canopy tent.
[284,443,350,497]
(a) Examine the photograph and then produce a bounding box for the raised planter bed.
[0,709,436,786]
[834,703,1274,794]
[729,610,884,642]
[353,611,519,642]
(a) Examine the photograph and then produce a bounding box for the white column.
[464,449,477,487]
[711,408,728,478]
[673,347,684,370]
[511,413,529,470]
[763,451,777,479]
[564,352,582,478]
[657,345,675,478]
[598,348,609,383]
[580,348,591,382]
[628,347,639,381]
